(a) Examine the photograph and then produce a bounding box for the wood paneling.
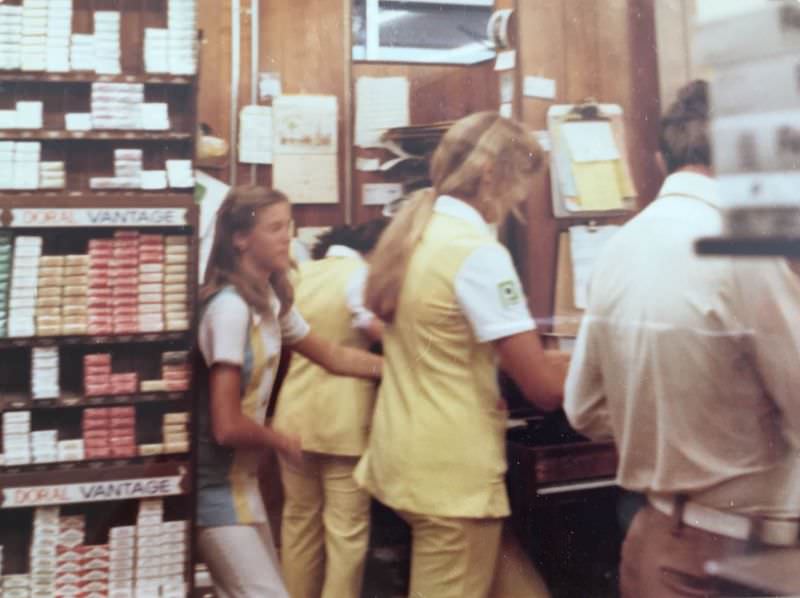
[514,0,661,325]
[197,0,232,166]
[350,60,499,223]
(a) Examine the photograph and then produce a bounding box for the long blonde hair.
[365,112,543,322]
[200,186,294,317]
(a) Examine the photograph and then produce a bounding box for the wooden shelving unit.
[0,2,199,595]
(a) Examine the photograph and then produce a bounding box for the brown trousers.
[621,504,759,598]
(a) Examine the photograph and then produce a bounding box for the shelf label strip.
[10,208,188,228]
[2,474,184,507]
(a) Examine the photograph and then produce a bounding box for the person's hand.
[272,431,303,467]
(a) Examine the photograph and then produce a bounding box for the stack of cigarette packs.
[82,406,136,460]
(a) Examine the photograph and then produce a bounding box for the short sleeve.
[345,265,377,330]
[454,243,535,343]
[280,306,311,345]
[198,290,249,367]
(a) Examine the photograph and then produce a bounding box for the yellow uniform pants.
[489,523,551,598]
[279,453,370,598]
[398,510,503,598]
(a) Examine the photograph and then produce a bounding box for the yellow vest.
[354,212,509,518]
[274,255,377,456]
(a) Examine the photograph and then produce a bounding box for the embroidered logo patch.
[498,280,521,307]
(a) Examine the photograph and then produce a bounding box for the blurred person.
[355,112,568,598]
[195,186,382,598]
[565,80,800,597]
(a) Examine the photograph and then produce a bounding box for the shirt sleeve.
[563,312,613,440]
[454,243,535,343]
[345,265,378,330]
[198,291,249,367]
[733,258,800,448]
[280,306,311,345]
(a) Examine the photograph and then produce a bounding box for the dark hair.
[311,218,389,260]
[659,80,711,174]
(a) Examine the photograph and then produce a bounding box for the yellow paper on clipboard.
[572,161,624,210]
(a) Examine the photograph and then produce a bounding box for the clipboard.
[548,101,637,218]
[553,222,622,335]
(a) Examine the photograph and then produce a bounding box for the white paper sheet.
[362,182,403,206]
[238,105,273,164]
[273,95,338,155]
[569,225,621,309]
[273,153,338,204]
[355,77,410,148]
[195,171,231,281]
[562,121,620,163]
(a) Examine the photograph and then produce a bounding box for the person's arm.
[199,292,301,462]
[494,331,567,412]
[346,264,384,343]
[455,243,564,411]
[209,363,301,461]
[563,313,612,440]
[289,331,382,379]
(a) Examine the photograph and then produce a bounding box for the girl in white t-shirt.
[195,186,381,598]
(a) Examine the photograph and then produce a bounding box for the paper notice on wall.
[273,95,338,155]
[195,170,231,281]
[355,77,410,148]
[273,153,338,204]
[238,105,273,164]
[523,75,556,100]
[562,121,620,163]
[569,225,621,309]
[363,182,403,206]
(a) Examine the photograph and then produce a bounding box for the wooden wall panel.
[514,0,661,325]
[197,0,232,175]
[260,0,349,226]
[350,61,499,223]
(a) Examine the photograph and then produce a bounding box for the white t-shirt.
[198,286,309,404]
[435,195,536,343]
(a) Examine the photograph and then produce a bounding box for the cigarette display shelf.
[0,460,190,508]
[0,391,189,412]
[0,456,190,482]
[0,72,194,85]
[0,332,190,350]
[0,130,193,141]
[0,1,200,591]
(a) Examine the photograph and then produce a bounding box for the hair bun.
[675,79,709,119]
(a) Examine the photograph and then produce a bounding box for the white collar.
[434,195,492,235]
[325,245,362,259]
[658,171,721,209]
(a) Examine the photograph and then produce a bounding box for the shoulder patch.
[498,280,522,307]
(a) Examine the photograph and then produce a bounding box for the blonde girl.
[355,112,567,598]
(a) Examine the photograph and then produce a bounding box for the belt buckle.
[746,514,765,547]
[670,494,689,536]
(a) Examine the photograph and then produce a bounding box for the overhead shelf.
[0,391,189,412]
[0,72,194,85]
[0,130,192,141]
[0,331,190,350]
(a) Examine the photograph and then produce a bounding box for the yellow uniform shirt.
[355,196,533,518]
[274,249,377,456]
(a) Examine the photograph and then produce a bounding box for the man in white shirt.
[564,80,800,597]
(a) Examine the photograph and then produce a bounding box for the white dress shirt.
[564,171,800,518]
